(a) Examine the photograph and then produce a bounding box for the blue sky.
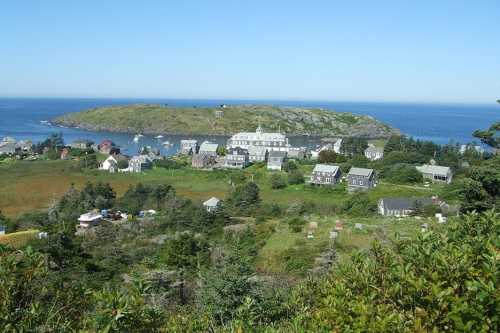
[1,0,499,103]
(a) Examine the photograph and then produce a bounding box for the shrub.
[270,174,287,189]
[380,163,423,184]
[288,170,305,185]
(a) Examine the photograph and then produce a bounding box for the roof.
[348,167,374,177]
[199,141,219,152]
[203,197,220,207]
[380,197,433,211]
[416,164,451,176]
[230,127,286,142]
[78,211,102,222]
[365,146,384,153]
[100,139,114,146]
[269,150,287,158]
[181,139,198,144]
[131,155,152,163]
[248,145,268,155]
[313,164,340,174]
[72,139,93,144]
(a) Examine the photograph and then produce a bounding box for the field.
[255,215,435,274]
[0,159,444,277]
[0,229,39,248]
[0,160,435,217]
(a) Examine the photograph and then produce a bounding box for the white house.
[416,164,453,184]
[128,155,153,173]
[99,155,118,173]
[364,145,384,161]
[203,197,220,213]
[227,125,290,152]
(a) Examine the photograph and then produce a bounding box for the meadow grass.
[0,229,39,248]
[0,160,434,217]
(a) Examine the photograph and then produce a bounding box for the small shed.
[203,197,221,213]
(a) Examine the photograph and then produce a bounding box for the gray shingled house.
[192,153,215,169]
[347,167,376,191]
[310,164,342,186]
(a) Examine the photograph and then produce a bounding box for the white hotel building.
[227,126,290,152]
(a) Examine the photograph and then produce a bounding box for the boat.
[133,134,144,143]
[162,141,172,146]
[155,135,164,139]
[40,120,50,125]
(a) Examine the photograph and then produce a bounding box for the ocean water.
[0,98,498,155]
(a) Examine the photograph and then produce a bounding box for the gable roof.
[380,197,433,211]
[181,139,198,144]
[203,197,220,207]
[268,150,287,158]
[348,167,374,177]
[313,164,340,174]
[416,164,451,176]
[199,141,219,152]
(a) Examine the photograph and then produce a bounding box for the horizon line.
[0,95,497,107]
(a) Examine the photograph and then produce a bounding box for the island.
[53,104,400,138]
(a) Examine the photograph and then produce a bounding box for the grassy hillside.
[53,104,399,138]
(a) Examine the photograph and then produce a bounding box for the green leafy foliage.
[270,173,287,189]
[380,163,423,184]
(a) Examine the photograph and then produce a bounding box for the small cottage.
[199,141,220,157]
[16,140,33,152]
[311,164,342,186]
[203,197,221,213]
[128,155,153,173]
[267,151,287,170]
[78,211,103,228]
[180,139,199,155]
[248,145,268,163]
[416,164,453,184]
[100,155,118,173]
[347,167,376,191]
[0,142,16,155]
[364,145,384,161]
[224,147,250,169]
[378,197,433,217]
[71,139,94,150]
